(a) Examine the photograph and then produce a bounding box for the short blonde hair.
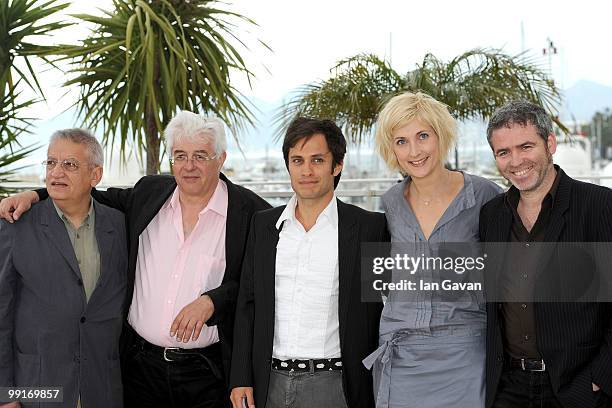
[375,92,457,173]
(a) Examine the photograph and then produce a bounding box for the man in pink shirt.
[0,112,270,407]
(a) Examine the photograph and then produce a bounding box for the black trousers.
[121,333,229,408]
[493,368,610,408]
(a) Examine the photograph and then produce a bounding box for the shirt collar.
[164,180,228,218]
[275,193,338,230]
[398,170,475,211]
[53,197,95,228]
[505,165,561,210]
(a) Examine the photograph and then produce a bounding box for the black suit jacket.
[230,199,389,408]
[37,173,270,385]
[480,168,612,408]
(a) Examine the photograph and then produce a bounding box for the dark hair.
[282,117,347,188]
[486,100,553,144]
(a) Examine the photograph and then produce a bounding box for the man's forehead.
[289,133,329,154]
[47,140,87,157]
[289,150,330,157]
[491,123,542,145]
[173,140,214,152]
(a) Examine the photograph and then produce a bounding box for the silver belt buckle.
[521,358,546,371]
[533,359,546,372]
[163,347,180,362]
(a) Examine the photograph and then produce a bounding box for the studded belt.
[271,357,343,372]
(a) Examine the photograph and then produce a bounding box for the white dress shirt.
[272,194,341,360]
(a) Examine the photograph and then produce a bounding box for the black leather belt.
[130,329,223,379]
[272,357,343,372]
[510,357,546,372]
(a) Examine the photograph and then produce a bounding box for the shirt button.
[80,316,86,323]
[525,243,530,247]
[522,274,528,279]
[167,300,172,304]
[524,335,530,341]
[521,304,527,309]
[77,279,83,286]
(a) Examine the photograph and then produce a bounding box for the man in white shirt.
[229,117,388,408]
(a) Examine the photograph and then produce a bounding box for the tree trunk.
[144,106,160,175]
[144,42,161,175]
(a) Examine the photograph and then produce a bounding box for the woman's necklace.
[410,172,452,207]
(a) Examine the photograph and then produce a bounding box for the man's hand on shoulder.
[169,295,215,343]
[230,387,255,408]
[0,191,39,222]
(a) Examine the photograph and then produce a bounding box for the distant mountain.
[560,80,612,122]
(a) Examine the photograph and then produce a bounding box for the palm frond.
[0,0,69,150]
[274,54,403,143]
[405,49,564,130]
[0,138,39,197]
[277,49,565,146]
[54,0,266,174]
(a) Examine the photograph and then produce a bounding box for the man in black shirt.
[480,100,612,408]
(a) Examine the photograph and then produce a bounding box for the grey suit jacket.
[0,198,128,408]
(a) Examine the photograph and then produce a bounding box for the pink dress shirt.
[128,180,228,348]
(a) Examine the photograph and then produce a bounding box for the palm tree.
[0,134,39,197]
[0,0,70,195]
[57,0,267,174]
[276,50,565,150]
[0,90,38,196]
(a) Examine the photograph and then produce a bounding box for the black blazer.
[480,168,612,408]
[37,173,271,385]
[230,199,389,408]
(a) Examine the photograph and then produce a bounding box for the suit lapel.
[532,170,571,294]
[484,201,512,301]
[92,201,116,293]
[337,200,357,347]
[40,199,81,279]
[264,218,282,341]
[543,170,570,243]
[225,175,249,284]
[134,179,176,238]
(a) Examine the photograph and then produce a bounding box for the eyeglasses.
[170,153,218,165]
[42,159,84,172]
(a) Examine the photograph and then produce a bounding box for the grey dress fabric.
[363,172,502,408]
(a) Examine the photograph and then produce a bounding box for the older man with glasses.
[0,112,270,407]
[0,129,128,408]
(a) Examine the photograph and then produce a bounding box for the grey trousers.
[265,369,349,408]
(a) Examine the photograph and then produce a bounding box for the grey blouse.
[379,172,503,335]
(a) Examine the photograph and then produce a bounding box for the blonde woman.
[363,92,502,407]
